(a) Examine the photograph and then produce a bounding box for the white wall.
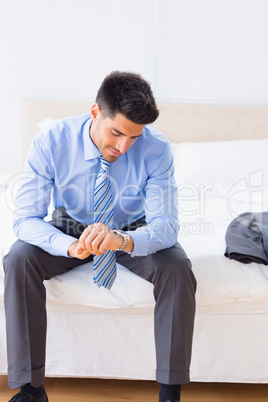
[1,0,268,173]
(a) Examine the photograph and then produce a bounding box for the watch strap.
[113,230,130,251]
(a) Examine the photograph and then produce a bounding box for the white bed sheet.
[179,196,268,306]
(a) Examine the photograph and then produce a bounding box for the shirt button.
[136,253,140,256]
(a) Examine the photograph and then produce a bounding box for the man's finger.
[79,224,94,244]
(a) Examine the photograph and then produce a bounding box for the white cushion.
[171,139,268,199]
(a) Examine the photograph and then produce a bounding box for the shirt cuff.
[126,230,149,257]
[51,233,79,257]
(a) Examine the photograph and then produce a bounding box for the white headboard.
[21,100,268,166]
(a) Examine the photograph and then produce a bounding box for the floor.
[1,376,268,401]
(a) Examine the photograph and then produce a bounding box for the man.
[3,71,196,402]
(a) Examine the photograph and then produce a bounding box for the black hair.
[95,71,159,124]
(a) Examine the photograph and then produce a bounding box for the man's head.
[90,71,159,162]
[95,71,159,124]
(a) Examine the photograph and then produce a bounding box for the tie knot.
[99,156,110,172]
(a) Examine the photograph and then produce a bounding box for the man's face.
[90,104,145,162]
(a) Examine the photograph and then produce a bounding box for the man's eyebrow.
[111,127,143,137]
[111,127,126,136]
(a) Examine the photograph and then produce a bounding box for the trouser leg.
[3,241,93,389]
[3,209,92,389]
[117,243,197,385]
[4,207,196,388]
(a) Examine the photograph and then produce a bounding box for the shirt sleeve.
[12,135,77,257]
[126,143,179,257]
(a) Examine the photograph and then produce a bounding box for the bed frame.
[1,101,268,384]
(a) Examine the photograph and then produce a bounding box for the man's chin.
[105,155,117,162]
[103,149,122,162]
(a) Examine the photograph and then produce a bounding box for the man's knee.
[152,244,196,289]
[3,240,45,280]
[154,243,191,271]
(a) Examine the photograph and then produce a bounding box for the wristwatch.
[113,230,130,251]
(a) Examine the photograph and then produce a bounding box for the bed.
[0,101,268,383]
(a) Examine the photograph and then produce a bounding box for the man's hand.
[68,222,133,259]
[79,222,123,256]
[67,240,93,259]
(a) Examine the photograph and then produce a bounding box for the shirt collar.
[83,119,100,161]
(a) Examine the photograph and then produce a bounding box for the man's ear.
[90,103,101,121]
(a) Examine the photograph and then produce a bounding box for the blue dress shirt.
[13,114,179,257]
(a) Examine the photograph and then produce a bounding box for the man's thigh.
[3,206,92,280]
[116,242,191,284]
[4,239,93,281]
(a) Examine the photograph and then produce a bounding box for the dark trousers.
[3,208,197,389]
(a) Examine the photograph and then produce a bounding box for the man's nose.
[116,138,129,154]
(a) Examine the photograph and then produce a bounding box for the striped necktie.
[93,156,117,290]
